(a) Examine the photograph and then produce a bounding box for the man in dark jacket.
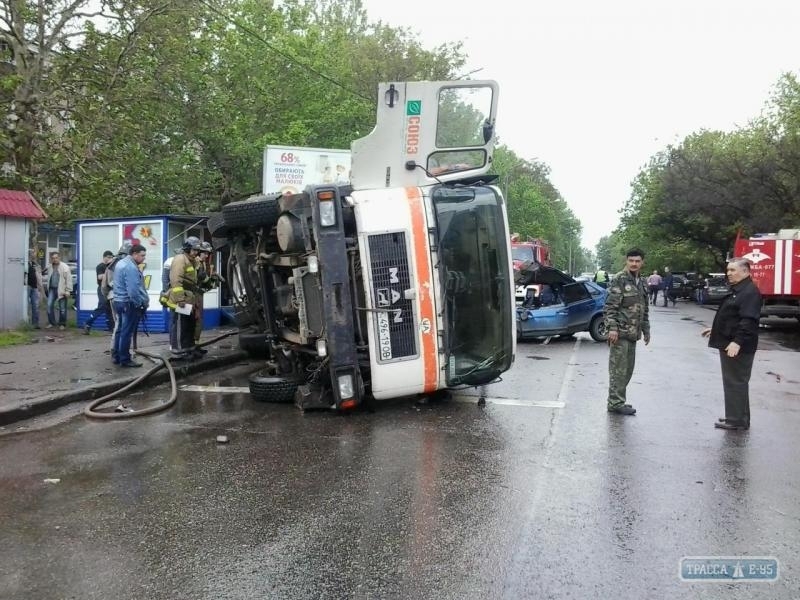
[84,250,115,334]
[701,258,761,430]
[662,267,675,307]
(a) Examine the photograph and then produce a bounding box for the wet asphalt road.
[1,303,799,599]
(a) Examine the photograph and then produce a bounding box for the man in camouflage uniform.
[604,248,651,415]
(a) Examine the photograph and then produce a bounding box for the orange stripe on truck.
[406,187,438,392]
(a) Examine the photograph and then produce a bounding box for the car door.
[561,282,594,331]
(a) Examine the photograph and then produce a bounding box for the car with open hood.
[514,260,609,342]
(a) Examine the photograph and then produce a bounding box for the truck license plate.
[377,311,392,360]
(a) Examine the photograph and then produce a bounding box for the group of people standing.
[27,237,217,369]
[604,248,761,431]
[645,268,678,307]
[26,250,73,330]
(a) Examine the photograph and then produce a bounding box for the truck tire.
[589,315,609,342]
[207,211,229,237]
[249,372,298,403]
[238,331,269,357]
[222,194,281,229]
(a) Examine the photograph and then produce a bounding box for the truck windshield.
[434,186,513,386]
[511,245,534,262]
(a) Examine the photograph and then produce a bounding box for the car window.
[708,277,727,286]
[562,282,591,304]
[586,283,605,297]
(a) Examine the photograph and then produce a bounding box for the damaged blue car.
[515,261,609,342]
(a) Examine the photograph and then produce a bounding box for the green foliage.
[492,145,588,272]
[614,71,800,273]
[3,0,466,219]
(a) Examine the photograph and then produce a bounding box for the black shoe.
[714,421,748,430]
[608,404,636,415]
[119,361,143,368]
[718,417,750,427]
[193,347,208,355]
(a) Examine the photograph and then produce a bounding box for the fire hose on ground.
[83,327,241,420]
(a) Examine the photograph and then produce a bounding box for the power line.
[197,0,374,104]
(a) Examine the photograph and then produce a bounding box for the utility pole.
[568,243,573,275]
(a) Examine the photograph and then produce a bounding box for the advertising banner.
[262,145,351,195]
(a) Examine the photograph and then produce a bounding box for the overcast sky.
[359,0,800,249]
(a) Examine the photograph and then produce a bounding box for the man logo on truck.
[405,100,422,155]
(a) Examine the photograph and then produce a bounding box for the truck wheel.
[238,331,269,357]
[249,372,298,403]
[222,194,281,229]
[207,211,229,237]
[589,315,609,342]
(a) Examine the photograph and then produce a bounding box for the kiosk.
[75,215,219,333]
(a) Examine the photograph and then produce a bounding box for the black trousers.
[719,350,755,425]
[86,286,113,329]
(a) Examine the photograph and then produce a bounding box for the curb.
[0,350,251,427]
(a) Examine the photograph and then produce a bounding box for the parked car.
[700,276,730,305]
[668,272,693,300]
[515,263,609,342]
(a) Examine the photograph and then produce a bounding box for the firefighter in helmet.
[166,236,202,358]
[193,241,218,351]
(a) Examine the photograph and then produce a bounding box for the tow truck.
[209,80,515,410]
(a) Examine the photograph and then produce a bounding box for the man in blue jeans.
[111,244,150,367]
[27,249,44,328]
[46,252,73,330]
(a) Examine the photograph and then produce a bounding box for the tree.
[3,0,467,220]
[492,145,587,271]
[0,0,174,192]
[616,71,800,273]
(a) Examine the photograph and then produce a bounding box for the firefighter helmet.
[182,236,202,252]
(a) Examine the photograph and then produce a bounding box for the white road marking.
[179,385,250,394]
[452,396,565,408]
[557,337,582,405]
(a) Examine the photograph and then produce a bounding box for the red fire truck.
[734,229,800,320]
[510,233,551,269]
[510,233,552,303]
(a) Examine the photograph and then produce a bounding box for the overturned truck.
[209,81,515,410]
